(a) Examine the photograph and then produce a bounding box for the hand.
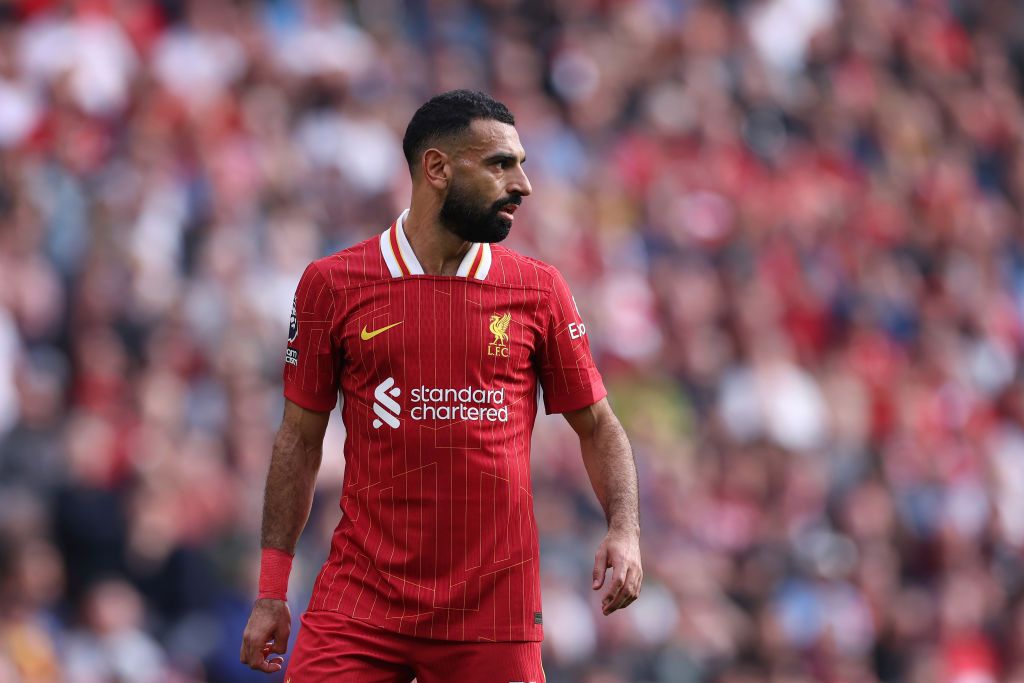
[592,527,642,615]
[240,598,292,673]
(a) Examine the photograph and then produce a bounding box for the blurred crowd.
[1,0,1024,681]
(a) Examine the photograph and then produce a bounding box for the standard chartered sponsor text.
[409,385,509,422]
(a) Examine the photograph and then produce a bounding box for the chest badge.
[488,312,511,358]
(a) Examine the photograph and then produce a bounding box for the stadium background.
[2,0,1024,681]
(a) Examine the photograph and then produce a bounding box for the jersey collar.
[380,209,492,280]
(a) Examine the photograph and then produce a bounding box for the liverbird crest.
[489,312,511,346]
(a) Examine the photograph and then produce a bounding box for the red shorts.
[285,610,545,683]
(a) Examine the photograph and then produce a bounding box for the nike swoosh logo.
[360,322,403,340]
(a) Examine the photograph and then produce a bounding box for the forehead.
[456,119,525,158]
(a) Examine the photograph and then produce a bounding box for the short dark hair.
[402,90,515,175]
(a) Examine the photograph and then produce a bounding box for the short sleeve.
[537,269,607,414]
[283,262,340,412]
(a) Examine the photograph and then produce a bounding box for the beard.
[439,180,519,243]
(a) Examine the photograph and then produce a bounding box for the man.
[240,90,641,682]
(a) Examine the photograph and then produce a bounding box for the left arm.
[564,397,642,615]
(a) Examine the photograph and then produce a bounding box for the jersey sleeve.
[537,269,607,414]
[283,261,340,412]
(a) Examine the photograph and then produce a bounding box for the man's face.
[439,119,532,243]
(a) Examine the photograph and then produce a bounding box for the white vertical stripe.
[473,243,492,280]
[379,227,403,277]
[456,243,481,277]
[393,210,425,275]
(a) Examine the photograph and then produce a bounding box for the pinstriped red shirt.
[283,210,606,642]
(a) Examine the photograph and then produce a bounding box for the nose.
[509,165,532,198]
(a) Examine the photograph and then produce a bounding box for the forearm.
[260,417,323,553]
[579,413,639,533]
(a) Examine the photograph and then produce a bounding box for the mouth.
[497,202,519,220]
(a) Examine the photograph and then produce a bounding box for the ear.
[421,148,450,191]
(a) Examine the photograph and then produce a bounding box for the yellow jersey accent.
[488,313,512,358]
[361,321,403,341]
[489,313,511,346]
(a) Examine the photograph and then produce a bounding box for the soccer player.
[239,90,641,682]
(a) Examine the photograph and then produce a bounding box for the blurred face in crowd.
[439,118,532,243]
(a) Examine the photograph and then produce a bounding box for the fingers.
[611,574,641,611]
[240,605,291,673]
[593,545,609,589]
[602,564,630,615]
[600,552,643,615]
[240,629,261,668]
[253,655,286,675]
[242,639,286,673]
[262,641,287,671]
[240,632,265,670]
[270,623,291,655]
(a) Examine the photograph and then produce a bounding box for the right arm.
[240,400,330,673]
[260,400,330,553]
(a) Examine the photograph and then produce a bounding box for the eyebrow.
[483,152,527,165]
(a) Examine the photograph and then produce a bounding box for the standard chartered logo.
[371,378,510,429]
[372,377,402,429]
[408,385,510,422]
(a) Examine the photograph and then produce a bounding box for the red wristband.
[258,548,293,601]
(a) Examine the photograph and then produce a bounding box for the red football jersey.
[283,210,606,642]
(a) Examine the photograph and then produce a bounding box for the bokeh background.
[2,0,1024,681]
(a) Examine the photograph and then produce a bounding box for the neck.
[402,204,473,276]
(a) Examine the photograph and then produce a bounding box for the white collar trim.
[379,209,492,280]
